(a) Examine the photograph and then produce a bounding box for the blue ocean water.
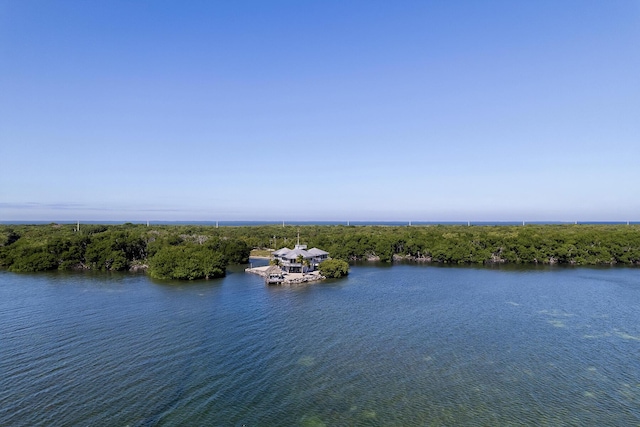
[2,264,640,425]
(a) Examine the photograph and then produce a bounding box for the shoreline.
[245,265,326,285]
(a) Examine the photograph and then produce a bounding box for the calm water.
[1,264,640,426]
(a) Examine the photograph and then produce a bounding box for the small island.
[246,241,349,285]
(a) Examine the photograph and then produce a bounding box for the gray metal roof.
[272,247,291,256]
[282,248,312,260]
[308,247,329,256]
[275,246,329,260]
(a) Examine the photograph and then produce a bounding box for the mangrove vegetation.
[225,223,640,266]
[318,259,350,278]
[1,224,640,279]
[0,223,250,280]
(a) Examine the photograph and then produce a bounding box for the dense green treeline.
[218,224,640,266]
[0,224,251,279]
[2,224,640,279]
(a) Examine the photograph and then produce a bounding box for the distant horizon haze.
[1,1,638,221]
[1,219,638,227]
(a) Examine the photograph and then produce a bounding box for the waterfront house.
[308,247,329,262]
[272,244,330,273]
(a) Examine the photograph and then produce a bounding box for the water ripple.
[2,267,640,425]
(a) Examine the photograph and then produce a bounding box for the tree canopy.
[0,224,250,280]
[2,224,640,281]
[318,259,350,278]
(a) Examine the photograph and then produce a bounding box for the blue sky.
[1,1,639,221]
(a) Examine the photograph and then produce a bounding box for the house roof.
[308,247,329,256]
[272,247,291,256]
[282,247,312,260]
[273,246,329,260]
[265,265,283,276]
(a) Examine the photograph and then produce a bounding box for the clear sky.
[1,1,639,222]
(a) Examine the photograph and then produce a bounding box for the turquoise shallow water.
[1,264,640,426]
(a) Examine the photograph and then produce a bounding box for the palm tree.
[302,258,311,274]
[296,254,304,273]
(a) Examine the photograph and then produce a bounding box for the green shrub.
[148,245,226,280]
[318,259,349,278]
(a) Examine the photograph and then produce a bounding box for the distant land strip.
[1,224,639,278]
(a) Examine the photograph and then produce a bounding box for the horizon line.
[1,220,638,225]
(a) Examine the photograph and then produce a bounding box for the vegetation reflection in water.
[1,264,640,425]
